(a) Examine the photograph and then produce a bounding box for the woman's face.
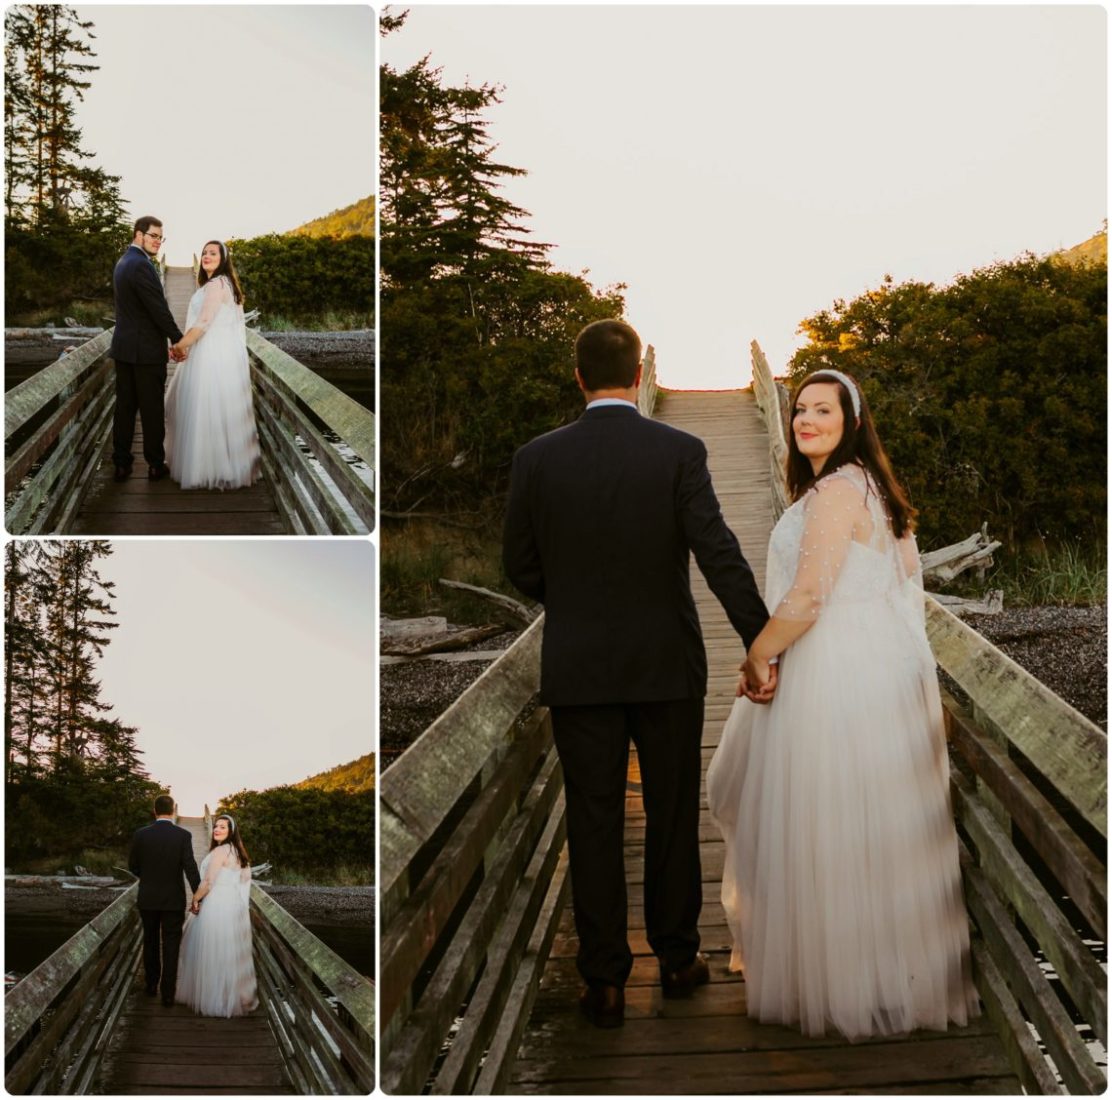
[213,818,230,843]
[793,381,845,471]
[200,243,222,274]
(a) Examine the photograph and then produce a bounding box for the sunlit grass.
[265,863,373,887]
[259,310,373,332]
[962,540,1108,608]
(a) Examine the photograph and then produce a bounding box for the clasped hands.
[169,342,188,362]
[189,899,201,915]
[737,653,778,705]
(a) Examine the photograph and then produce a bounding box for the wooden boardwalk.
[508,388,1019,1095]
[70,267,285,536]
[98,812,292,1096]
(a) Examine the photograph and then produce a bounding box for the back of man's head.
[153,794,175,817]
[575,319,641,392]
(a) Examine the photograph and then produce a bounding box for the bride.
[164,240,261,490]
[707,368,980,1041]
[175,814,258,1017]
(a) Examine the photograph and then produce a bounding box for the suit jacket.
[108,245,182,364]
[503,403,769,707]
[129,820,201,910]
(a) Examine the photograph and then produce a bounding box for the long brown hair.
[209,814,250,867]
[785,370,917,538]
[197,240,244,305]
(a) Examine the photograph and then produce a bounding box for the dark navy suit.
[129,819,201,999]
[108,245,182,469]
[503,401,769,987]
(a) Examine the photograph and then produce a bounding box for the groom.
[503,319,771,1028]
[108,215,183,482]
[128,794,201,1006]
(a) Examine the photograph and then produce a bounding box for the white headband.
[808,369,861,418]
[216,814,235,831]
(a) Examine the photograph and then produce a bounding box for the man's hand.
[738,654,778,704]
[190,900,200,915]
[169,343,187,362]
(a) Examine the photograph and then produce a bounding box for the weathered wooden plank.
[928,598,1107,837]
[964,857,1105,1094]
[4,330,113,437]
[509,1034,1013,1093]
[475,838,573,1095]
[955,779,1107,1048]
[943,689,1106,941]
[433,787,567,1094]
[380,615,544,900]
[970,937,1063,1095]
[245,329,375,472]
[380,709,552,1030]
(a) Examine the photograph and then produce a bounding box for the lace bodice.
[767,465,927,635]
[185,275,243,335]
[199,844,251,891]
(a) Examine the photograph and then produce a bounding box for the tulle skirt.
[165,322,260,490]
[175,879,258,1018]
[706,598,980,1041]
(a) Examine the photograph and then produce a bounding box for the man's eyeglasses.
[144,232,164,243]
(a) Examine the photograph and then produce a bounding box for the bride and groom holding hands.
[503,319,980,1040]
[129,795,258,1018]
[109,215,260,491]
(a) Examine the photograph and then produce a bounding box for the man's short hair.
[575,319,641,391]
[133,215,163,237]
[153,793,175,817]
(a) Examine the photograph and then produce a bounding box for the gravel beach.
[5,881,374,926]
[380,604,1107,769]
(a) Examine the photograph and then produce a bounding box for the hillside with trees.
[295,752,375,793]
[290,195,375,239]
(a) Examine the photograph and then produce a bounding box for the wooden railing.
[250,885,375,1094]
[928,605,1106,1094]
[5,884,141,1094]
[4,329,376,535]
[749,339,790,518]
[638,344,658,416]
[379,616,569,1094]
[245,330,375,535]
[4,330,116,534]
[4,882,374,1095]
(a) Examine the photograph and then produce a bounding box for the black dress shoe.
[579,983,624,1028]
[113,465,132,482]
[660,952,710,998]
[144,985,158,997]
[148,463,170,481]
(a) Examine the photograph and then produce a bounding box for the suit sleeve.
[182,833,201,893]
[677,438,769,649]
[502,448,545,602]
[132,260,183,344]
[128,830,141,878]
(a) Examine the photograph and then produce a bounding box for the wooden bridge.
[5,268,375,536]
[4,810,375,1095]
[380,346,1107,1094]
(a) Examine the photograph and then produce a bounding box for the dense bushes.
[5,221,129,318]
[217,785,374,879]
[227,233,374,324]
[787,254,1106,550]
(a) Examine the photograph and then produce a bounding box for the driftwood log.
[437,579,538,625]
[382,623,506,658]
[922,524,1002,584]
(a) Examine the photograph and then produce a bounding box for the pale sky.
[74,5,376,265]
[95,540,375,816]
[384,4,1107,388]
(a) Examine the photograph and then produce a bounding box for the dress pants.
[112,359,168,468]
[140,907,185,998]
[550,698,705,988]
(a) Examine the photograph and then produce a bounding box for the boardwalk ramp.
[506,387,1018,1095]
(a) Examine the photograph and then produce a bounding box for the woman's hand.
[190,899,200,915]
[740,653,778,704]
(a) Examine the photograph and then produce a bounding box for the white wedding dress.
[175,845,258,1017]
[707,463,980,1041]
[164,275,261,489]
